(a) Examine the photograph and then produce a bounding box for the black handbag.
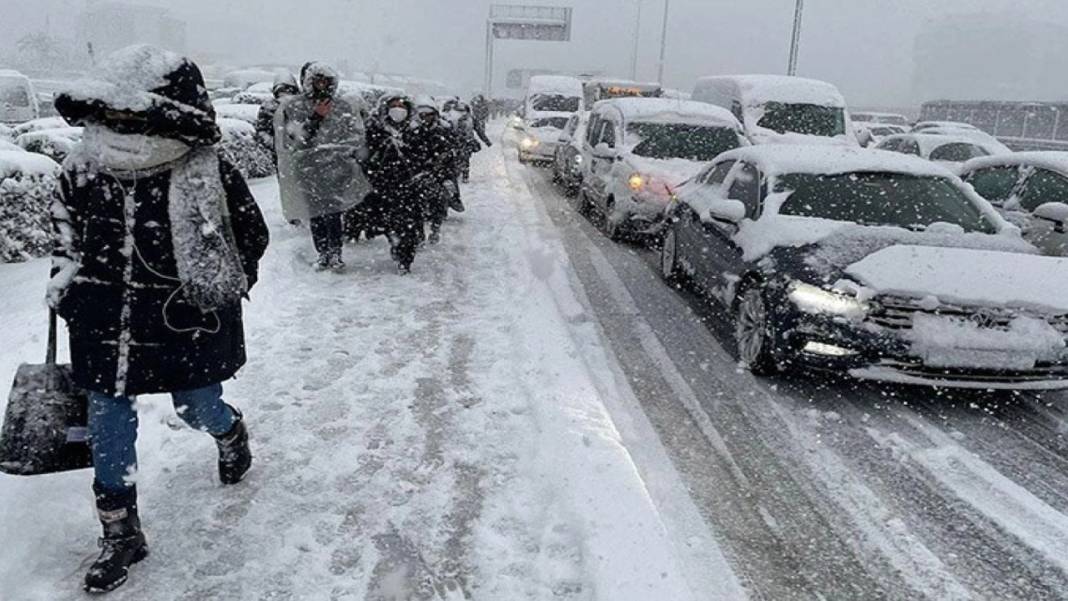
[0,310,93,475]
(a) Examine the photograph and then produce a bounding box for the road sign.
[485,5,574,93]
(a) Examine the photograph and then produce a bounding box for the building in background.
[913,13,1068,103]
[78,1,187,60]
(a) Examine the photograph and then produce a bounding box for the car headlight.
[573,154,583,164]
[628,174,645,192]
[788,281,869,318]
[521,137,539,150]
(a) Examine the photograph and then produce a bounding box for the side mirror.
[1034,202,1068,233]
[593,142,617,159]
[706,199,746,225]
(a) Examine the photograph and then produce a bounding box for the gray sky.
[5,0,1068,107]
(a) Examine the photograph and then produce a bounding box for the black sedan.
[660,145,1068,390]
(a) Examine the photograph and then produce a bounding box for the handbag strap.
[47,309,57,366]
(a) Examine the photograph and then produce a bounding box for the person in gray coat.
[275,62,371,271]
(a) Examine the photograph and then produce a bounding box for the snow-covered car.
[961,152,1068,256]
[214,103,260,125]
[660,144,1068,390]
[851,111,910,127]
[875,133,1005,173]
[0,70,39,125]
[691,75,858,147]
[551,112,589,196]
[0,149,61,262]
[517,115,570,165]
[231,90,273,106]
[222,69,276,91]
[15,126,83,163]
[854,123,907,147]
[913,125,1012,155]
[579,98,746,241]
[912,120,979,133]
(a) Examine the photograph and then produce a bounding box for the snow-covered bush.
[0,124,14,142]
[15,127,83,164]
[214,103,260,125]
[231,91,272,106]
[11,117,70,137]
[218,118,274,179]
[0,150,61,263]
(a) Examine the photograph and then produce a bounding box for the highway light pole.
[787,0,804,76]
[656,0,670,84]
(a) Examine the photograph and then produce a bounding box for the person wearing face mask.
[364,94,424,274]
[275,62,371,271]
[50,45,270,593]
[408,97,461,245]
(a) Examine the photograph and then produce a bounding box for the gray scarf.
[84,127,248,311]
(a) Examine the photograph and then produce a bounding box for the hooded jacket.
[50,45,269,396]
[275,62,371,221]
[364,94,419,193]
[256,72,299,147]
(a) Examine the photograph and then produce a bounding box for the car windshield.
[530,94,580,112]
[530,117,570,130]
[757,102,846,136]
[0,82,30,107]
[777,172,997,233]
[627,122,741,161]
[929,142,989,162]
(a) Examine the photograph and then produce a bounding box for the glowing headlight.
[521,137,539,150]
[788,281,869,318]
[573,154,583,164]
[628,174,645,191]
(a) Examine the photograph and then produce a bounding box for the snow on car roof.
[962,151,1068,176]
[596,98,741,128]
[527,75,583,95]
[0,149,60,178]
[714,145,956,178]
[696,74,847,107]
[913,121,978,131]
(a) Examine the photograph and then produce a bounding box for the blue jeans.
[88,383,237,492]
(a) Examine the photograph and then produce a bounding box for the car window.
[964,166,1019,203]
[877,139,900,153]
[586,115,601,145]
[930,143,989,162]
[1018,169,1068,213]
[898,139,921,156]
[727,163,761,219]
[599,121,617,148]
[626,123,741,161]
[702,160,736,185]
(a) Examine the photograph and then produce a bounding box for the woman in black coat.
[49,45,269,593]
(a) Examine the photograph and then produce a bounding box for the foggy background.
[3,0,1067,108]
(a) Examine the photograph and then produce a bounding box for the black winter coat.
[408,123,459,185]
[52,157,269,396]
[364,118,419,193]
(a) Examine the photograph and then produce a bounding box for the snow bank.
[846,245,1068,312]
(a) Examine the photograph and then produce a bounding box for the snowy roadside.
[0,139,738,599]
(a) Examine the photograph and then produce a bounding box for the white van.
[0,70,40,125]
[692,75,856,146]
[519,75,584,163]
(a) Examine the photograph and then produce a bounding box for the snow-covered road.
[516,146,1068,600]
[0,143,742,599]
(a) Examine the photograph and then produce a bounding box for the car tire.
[660,222,687,285]
[735,285,779,376]
[576,188,593,217]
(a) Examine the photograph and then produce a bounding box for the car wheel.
[735,285,779,376]
[660,222,686,284]
[576,188,593,217]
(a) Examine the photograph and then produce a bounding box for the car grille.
[868,296,1068,333]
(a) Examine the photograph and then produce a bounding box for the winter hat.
[302,63,340,99]
[55,45,221,148]
[272,71,300,96]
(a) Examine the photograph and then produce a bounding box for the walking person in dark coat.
[470,93,493,149]
[255,72,299,162]
[275,62,371,271]
[409,97,460,245]
[49,45,269,593]
[365,94,423,273]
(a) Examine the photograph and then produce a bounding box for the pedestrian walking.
[275,62,371,271]
[50,44,270,593]
[365,94,423,273]
[409,97,460,245]
[255,71,299,162]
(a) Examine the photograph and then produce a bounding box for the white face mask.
[388,107,408,123]
[83,124,191,172]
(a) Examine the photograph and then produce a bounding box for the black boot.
[214,407,251,485]
[84,483,148,594]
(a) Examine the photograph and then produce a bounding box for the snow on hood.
[845,245,1068,313]
[626,155,705,190]
[963,151,1068,178]
[59,45,186,114]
